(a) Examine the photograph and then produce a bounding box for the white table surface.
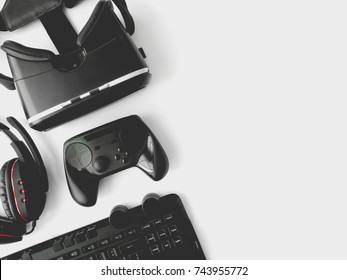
[0,0,347,259]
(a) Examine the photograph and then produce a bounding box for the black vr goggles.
[0,0,150,131]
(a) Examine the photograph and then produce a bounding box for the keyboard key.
[164,215,174,222]
[173,236,183,247]
[141,223,151,231]
[97,238,110,247]
[86,226,97,239]
[162,240,172,251]
[145,233,156,245]
[21,252,32,260]
[64,236,75,247]
[96,252,107,260]
[120,239,141,255]
[107,248,119,259]
[129,250,146,260]
[153,219,163,226]
[157,229,167,240]
[69,250,81,258]
[82,243,97,253]
[126,229,136,236]
[75,232,87,244]
[150,245,161,255]
[53,240,64,252]
[169,225,179,235]
[112,233,123,241]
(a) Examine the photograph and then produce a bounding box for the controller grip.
[65,163,100,206]
[137,133,169,181]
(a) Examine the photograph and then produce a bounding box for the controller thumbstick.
[93,156,109,173]
[142,193,161,214]
[109,205,130,229]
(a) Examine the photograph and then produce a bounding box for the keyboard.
[2,194,206,260]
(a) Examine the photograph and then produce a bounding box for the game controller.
[64,115,169,206]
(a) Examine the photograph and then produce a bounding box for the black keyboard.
[2,194,205,260]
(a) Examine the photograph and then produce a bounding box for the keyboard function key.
[21,252,32,260]
[53,240,64,252]
[64,235,75,248]
[75,232,87,244]
[86,226,97,239]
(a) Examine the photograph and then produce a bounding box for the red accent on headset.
[0,233,19,238]
[10,160,28,222]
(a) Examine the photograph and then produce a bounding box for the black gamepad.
[64,115,169,206]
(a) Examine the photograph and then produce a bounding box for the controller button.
[66,143,92,169]
[114,154,121,161]
[122,158,129,164]
[93,157,109,173]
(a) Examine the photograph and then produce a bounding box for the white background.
[0,0,347,259]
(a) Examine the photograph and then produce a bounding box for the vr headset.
[0,0,150,131]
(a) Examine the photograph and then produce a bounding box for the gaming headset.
[0,117,48,244]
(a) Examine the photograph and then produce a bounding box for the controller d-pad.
[66,143,92,169]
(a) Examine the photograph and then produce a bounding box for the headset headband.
[7,117,48,192]
[0,117,47,191]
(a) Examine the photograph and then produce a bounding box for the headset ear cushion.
[0,159,17,221]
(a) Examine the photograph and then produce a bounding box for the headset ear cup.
[0,218,25,244]
[0,235,23,244]
[0,160,16,221]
